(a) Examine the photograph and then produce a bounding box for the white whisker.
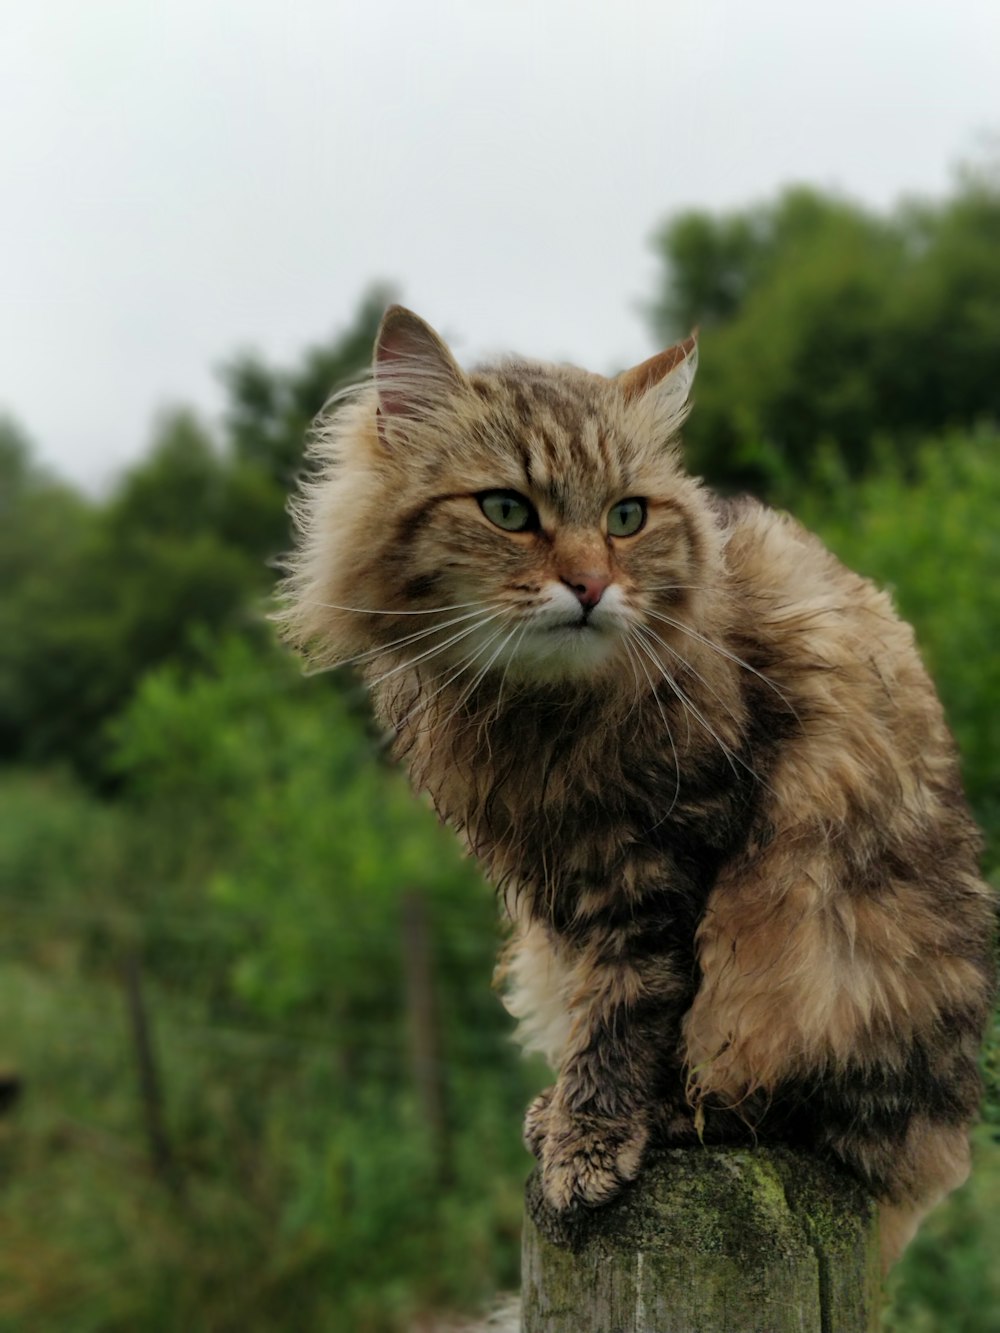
[617,632,645,730]
[397,618,513,738]
[410,626,510,740]
[638,622,748,740]
[643,608,798,718]
[302,606,500,676]
[303,599,488,616]
[641,584,712,594]
[623,628,681,817]
[632,624,748,787]
[365,612,506,691]
[488,621,530,731]
[456,626,521,745]
[342,606,502,669]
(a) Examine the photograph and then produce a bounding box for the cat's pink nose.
[562,572,610,610]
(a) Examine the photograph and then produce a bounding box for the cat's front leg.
[536,1089,651,1209]
[527,957,686,1211]
[523,1077,650,1209]
[522,1085,555,1160]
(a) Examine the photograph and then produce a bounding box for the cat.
[278,304,996,1271]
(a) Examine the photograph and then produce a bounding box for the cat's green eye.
[478,490,537,533]
[607,498,646,537]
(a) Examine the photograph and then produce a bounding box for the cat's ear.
[373,306,465,439]
[616,332,698,407]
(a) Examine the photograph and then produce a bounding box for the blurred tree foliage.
[0,419,95,760]
[650,167,1000,491]
[106,633,501,1042]
[221,284,393,488]
[0,291,385,777]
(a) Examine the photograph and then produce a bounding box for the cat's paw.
[522,1086,555,1160]
[540,1109,649,1211]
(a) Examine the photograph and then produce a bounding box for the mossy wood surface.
[521,1146,881,1332]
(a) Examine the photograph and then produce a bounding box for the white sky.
[2,0,998,491]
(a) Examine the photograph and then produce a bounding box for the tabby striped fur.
[278,306,995,1270]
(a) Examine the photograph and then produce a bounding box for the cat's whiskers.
[483,620,531,746]
[643,608,799,720]
[631,624,750,788]
[394,618,513,742]
[637,618,778,794]
[629,623,691,748]
[434,624,516,741]
[616,632,646,731]
[622,629,681,817]
[303,598,488,616]
[349,610,509,671]
[365,611,508,692]
[638,622,749,742]
[316,604,506,675]
[455,626,527,761]
[641,584,712,594]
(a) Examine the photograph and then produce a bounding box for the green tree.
[650,173,1000,491]
[1,288,390,777]
[0,411,259,773]
[0,418,97,761]
[221,284,391,487]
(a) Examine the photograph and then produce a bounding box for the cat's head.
[279,306,725,689]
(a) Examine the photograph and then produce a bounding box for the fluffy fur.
[278,305,996,1270]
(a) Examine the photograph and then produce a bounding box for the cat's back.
[715,492,891,618]
[714,491,928,700]
[710,492,979,863]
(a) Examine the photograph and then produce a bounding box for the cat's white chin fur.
[507,624,620,681]
[491,584,630,683]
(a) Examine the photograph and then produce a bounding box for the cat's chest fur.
[395,674,764,920]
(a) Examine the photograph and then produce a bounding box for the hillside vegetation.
[2,175,998,1331]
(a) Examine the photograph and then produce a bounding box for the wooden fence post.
[122,951,182,1197]
[522,1146,881,1332]
[400,889,451,1186]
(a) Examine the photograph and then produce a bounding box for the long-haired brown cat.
[279,305,995,1270]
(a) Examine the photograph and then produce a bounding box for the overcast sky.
[3,0,998,491]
